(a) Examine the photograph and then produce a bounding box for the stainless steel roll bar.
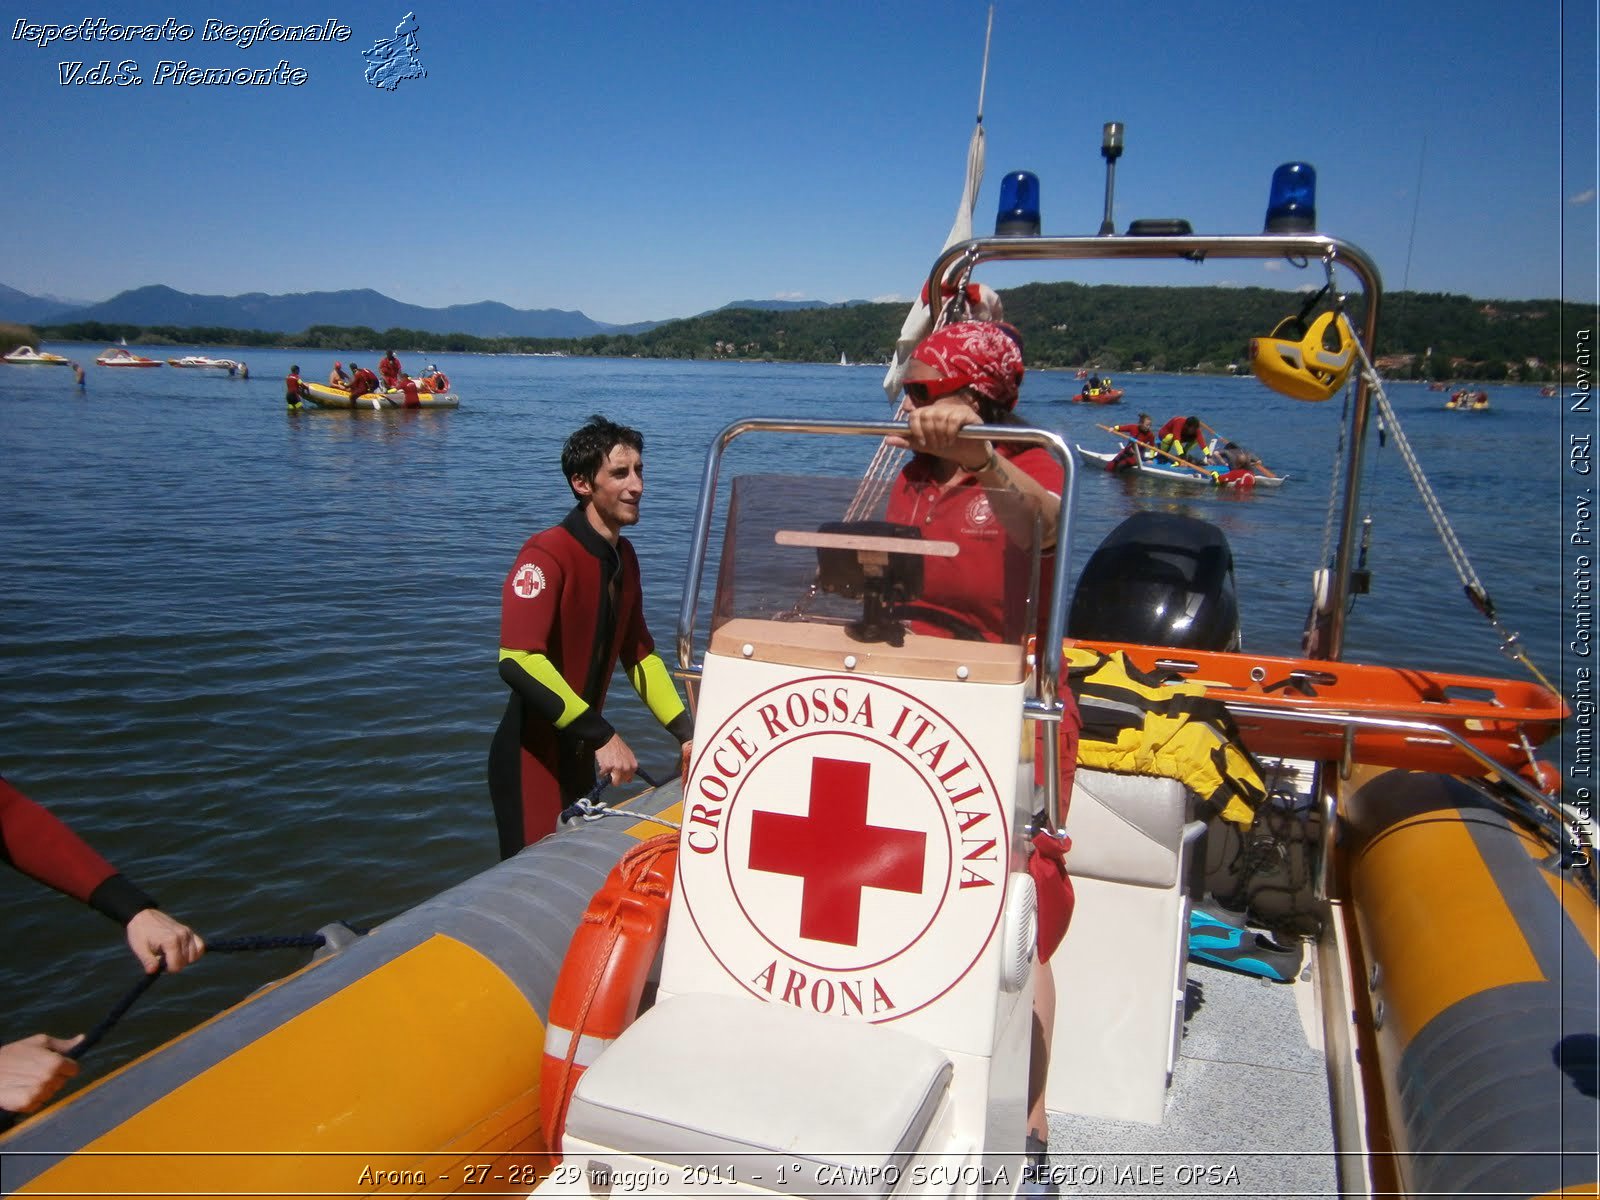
[925,234,1383,661]
[674,417,1078,830]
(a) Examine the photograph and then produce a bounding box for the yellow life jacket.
[1065,647,1265,828]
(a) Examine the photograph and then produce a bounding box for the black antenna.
[1098,122,1124,236]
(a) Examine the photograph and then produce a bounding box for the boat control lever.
[774,522,957,646]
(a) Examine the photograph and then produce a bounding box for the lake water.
[0,345,1573,1089]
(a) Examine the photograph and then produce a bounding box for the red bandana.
[911,321,1025,411]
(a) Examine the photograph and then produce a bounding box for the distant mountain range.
[0,283,863,340]
[0,283,95,325]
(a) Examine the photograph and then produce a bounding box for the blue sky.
[3,0,1595,324]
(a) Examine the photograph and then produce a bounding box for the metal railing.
[925,233,1382,661]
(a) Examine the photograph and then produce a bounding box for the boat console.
[539,438,1076,1192]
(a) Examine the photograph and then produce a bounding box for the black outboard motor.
[1068,513,1241,650]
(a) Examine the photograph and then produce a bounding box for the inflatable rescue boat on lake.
[300,380,460,410]
[4,188,1589,1200]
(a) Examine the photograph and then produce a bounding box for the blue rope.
[559,763,675,826]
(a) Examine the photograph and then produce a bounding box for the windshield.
[711,473,1044,649]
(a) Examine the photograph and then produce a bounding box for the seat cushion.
[565,992,952,1197]
[1061,767,1189,888]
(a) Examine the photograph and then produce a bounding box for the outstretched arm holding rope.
[1,775,207,1120]
[0,776,206,973]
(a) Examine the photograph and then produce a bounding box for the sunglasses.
[903,375,971,406]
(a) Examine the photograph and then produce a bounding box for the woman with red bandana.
[884,320,1077,1183]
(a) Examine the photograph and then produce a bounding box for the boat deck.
[1048,956,1338,1197]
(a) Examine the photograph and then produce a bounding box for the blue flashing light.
[1264,162,1316,233]
[996,171,1041,237]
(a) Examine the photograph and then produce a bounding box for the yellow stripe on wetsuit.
[629,653,687,729]
[499,649,685,734]
[499,647,591,730]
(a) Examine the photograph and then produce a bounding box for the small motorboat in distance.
[166,355,240,372]
[1071,385,1123,404]
[2,346,71,366]
[95,347,162,367]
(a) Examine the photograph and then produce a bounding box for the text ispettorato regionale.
[12,17,353,51]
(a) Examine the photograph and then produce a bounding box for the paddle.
[1097,423,1220,482]
[1199,420,1278,478]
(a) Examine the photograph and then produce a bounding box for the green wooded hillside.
[38,286,1574,381]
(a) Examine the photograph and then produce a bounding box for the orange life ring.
[539,832,677,1155]
[431,372,449,391]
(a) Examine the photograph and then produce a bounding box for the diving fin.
[1188,906,1303,982]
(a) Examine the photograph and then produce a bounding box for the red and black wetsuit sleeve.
[0,777,157,925]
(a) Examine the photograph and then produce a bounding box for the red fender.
[1518,758,1561,797]
[540,833,677,1155]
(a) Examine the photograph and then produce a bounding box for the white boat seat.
[1061,767,1190,888]
[1048,768,1200,1123]
[564,992,952,1197]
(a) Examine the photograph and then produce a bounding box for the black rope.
[0,928,364,1126]
[68,967,165,1061]
[209,933,338,953]
[67,934,336,1062]
[0,928,377,1132]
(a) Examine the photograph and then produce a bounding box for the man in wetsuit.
[1158,414,1205,461]
[378,351,402,390]
[0,776,205,1115]
[346,364,381,398]
[487,414,693,859]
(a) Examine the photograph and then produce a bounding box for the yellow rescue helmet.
[1248,310,1354,401]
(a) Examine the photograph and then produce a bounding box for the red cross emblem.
[511,563,545,599]
[747,757,926,946]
